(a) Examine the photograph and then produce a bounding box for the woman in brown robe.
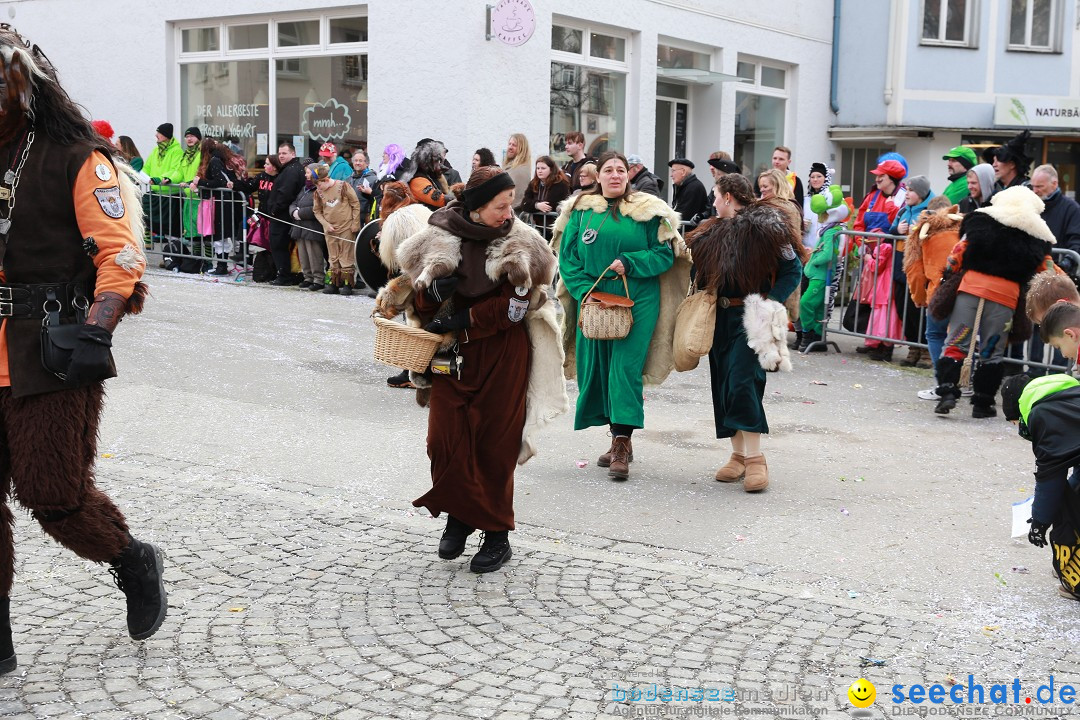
[395,167,556,573]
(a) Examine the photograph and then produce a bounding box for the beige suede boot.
[743,454,769,492]
[715,453,746,482]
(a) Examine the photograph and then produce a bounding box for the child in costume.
[798,177,850,351]
[1002,364,1080,601]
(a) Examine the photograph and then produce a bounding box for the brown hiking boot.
[743,454,769,492]
[900,346,922,367]
[598,436,633,468]
[608,436,632,480]
[715,453,746,482]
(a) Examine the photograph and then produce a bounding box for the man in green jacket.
[942,146,977,205]
[175,127,203,257]
[142,123,183,239]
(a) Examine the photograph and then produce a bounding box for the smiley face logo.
[848,678,876,708]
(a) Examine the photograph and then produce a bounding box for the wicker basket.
[372,315,442,372]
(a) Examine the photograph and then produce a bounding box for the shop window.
[589,32,625,62]
[550,62,625,161]
[227,24,267,51]
[1008,0,1061,52]
[276,55,368,160]
[760,67,786,90]
[736,62,755,81]
[329,16,368,44]
[182,27,219,53]
[551,25,583,53]
[734,93,785,180]
[921,0,978,47]
[180,60,270,163]
[278,20,318,48]
[657,44,709,70]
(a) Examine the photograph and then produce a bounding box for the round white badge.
[94,163,112,181]
[514,285,529,297]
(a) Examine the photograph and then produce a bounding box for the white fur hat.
[975,185,1056,244]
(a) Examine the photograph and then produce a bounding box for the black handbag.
[841,300,872,334]
[40,286,87,380]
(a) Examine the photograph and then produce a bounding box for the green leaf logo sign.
[1008,98,1030,126]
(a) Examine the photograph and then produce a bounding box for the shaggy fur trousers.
[0,385,129,597]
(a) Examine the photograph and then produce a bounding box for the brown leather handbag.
[579,271,634,340]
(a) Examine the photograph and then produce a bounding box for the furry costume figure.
[759,196,810,323]
[551,191,691,384]
[742,294,793,372]
[387,215,568,464]
[0,25,166,673]
[378,203,431,275]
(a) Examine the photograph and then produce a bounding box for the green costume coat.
[799,224,843,335]
[553,193,689,431]
[943,175,969,205]
[142,139,182,194]
[174,147,202,238]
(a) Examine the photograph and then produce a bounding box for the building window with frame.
[549,20,630,163]
[1008,0,1061,52]
[921,0,979,47]
[732,58,790,179]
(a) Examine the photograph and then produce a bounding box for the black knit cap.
[184,126,202,141]
[809,162,828,176]
[156,123,173,139]
[462,171,515,212]
[1001,373,1032,423]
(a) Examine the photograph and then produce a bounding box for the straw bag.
[673,282,717,372]
[579,272,634,340]
[372,313,443,372]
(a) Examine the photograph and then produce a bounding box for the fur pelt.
[550,191,692,384]
[742,294,793,372]
[396,218,556,291]
[975,185,1056,245]
[928,269,965,322]
[381,218,566,464]
[379,204,431,273]
[957,212,1050,284]
[903,208,963,275]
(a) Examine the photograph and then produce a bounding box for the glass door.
[654,90,688,203]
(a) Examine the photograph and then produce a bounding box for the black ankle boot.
[438,515,474,560]
[0,597,15,675]
[109,536,167,640]
[934,356,963,414]
[789,330,803,350]
[970,362,1005,419]
[470,531,512,573]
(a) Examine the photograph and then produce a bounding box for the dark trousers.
[269,220,292,280]
[0,385,129,596]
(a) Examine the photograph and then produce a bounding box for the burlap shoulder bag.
[673,280,717,372]
[579,271,634,340]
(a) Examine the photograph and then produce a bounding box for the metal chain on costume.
[0,129,35,234]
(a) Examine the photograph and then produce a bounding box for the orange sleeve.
[409,176,448,209]
[73,151,146,298]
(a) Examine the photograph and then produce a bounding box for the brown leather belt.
[717,296,744,308]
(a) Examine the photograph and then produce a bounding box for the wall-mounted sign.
[489,0,535,47]
[302,98,352,141]
[994,95,1080,130]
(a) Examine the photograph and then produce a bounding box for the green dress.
[558,204,674,430]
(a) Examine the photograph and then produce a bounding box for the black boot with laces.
[469,531,512,573]
[109,536,167,640]
[0,597,15,675]
[438,515,474,560]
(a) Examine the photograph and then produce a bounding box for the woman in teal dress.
[557,151,677,480]
[688,174,804,492]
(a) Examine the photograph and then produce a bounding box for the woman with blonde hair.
[504,133,532,192]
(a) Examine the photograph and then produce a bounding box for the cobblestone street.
[1,273,1077,719]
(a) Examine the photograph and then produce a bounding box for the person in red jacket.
[0,26,166,675]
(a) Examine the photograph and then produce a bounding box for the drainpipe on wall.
[883,0,898,108]
[830,0,841,114]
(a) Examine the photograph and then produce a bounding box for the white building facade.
[2,0,835,195]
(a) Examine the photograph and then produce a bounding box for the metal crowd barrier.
[808,228,1080,373]
[142,186,252,278]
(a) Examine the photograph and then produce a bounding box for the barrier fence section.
[142,186,252,278]
[809,228,1080,373]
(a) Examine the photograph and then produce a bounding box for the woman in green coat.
[558,152,675,481]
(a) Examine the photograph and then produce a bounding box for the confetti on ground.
[848,590,859,599]
[811,380,828,386]
[840,507,850,516]
[735,534,747,541]
[994,573,1007,586]
[946,674,959,686]
[229,607,245,613]
[855,477,865,483]
[1011,566,1029,574]
[101,453,113,458]
[853,384,863,389]
[859,656,885,667]
[576,460,589,468]
[982,625,1000,632]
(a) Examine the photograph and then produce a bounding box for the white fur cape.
[550,192,692,385]
[742,294,793,372]
[386,218,569,465]
[378,204,432,273]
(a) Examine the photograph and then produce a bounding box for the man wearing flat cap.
[942,146,978,205]
[669,158,708,222]
[626,154,661,197]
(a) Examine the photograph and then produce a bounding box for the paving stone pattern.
[0,452,1076,719]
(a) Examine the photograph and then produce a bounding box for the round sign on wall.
[490,0,535,47]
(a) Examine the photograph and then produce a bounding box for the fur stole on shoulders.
[550,191,692,385]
